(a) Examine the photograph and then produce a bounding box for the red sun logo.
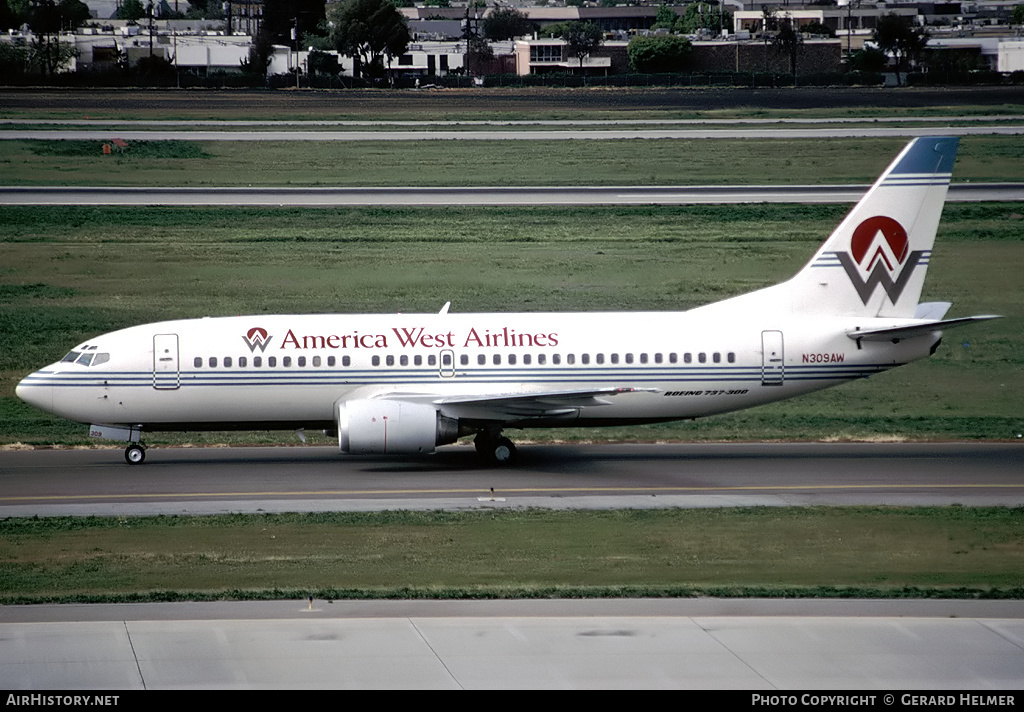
[850,216,909,272]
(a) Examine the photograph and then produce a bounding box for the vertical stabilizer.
[788,137,959,318]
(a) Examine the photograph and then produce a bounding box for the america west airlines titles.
[258,325,561,352]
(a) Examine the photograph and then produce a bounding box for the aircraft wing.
[847,315,1001,342]
[432,387,655,419]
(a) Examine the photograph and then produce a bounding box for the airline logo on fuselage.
[241,327,273,352]
[240,326,559,351]
[836,216,926,305]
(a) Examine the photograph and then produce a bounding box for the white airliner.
[17,137,998,465]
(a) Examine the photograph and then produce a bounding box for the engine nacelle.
[337,399,459,455]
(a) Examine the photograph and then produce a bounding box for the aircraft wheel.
[490,436,517,466]
[473,433,517,466]
[125,444,146,465]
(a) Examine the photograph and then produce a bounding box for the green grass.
[1,89,1022,123]
[1,508,1021,603]
[1,136,1022,186]
[1,203,1020,445]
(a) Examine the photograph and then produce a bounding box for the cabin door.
[153,334,180,390]
[761,330,784,386]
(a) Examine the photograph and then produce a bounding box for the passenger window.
[655,353,663,364]
[669,353,678,364]
[327,356,336,367]
[194,357,202,368]
[224,357,232,368]
[341,356,350,367]
[640,353,648,364]
[684,353,692,364]
[538,354,546,365]
[428,355,436,366]
[386,355,394,367]
[699,353,707,363]
[268,357,277,367]
[611,354,619,364]
[728,352,736,363]
[493,354,501,365]
[298,356,306,367]
[414,355,422,366]
[523,354,532,365]
[209,357,217,368]
[283,357,292,367]
[713,352,721,363]
[254,356,262,367]
[400,355,409,366]
[596,354,604,364]
[566,354,575,365]
[372,356,380,366]
[239,357,247,368]
[460,354,468,366]
[509,354,517,365]
[625,353,634,364]
[552,354,561,365]
[312,356,321,367]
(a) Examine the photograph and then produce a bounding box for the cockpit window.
[61,350,110,367]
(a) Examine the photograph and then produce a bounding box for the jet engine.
[337,399,459,454]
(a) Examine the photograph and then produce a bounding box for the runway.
[2,183,1022,206]
[2,599,1023,689]
[1,442,1021,517]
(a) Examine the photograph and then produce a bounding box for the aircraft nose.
[16,374,53,413]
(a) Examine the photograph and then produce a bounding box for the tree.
[26,0,78,75]
[849,46,887,73]
[0,0,18,31]
[627,34,692,73]
[561,20,602,71]
[240,28,274,76]
[800,20,834,37]
[773,16,803,80]
[260,0,327,48]
[115,0,145,21]
[873,13,928,86]
[651,4,677,30]
[483,7,536,41]
[328,0,410,83]
[1012,4,1024,26]
[674,2,730,35]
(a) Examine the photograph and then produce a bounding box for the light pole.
[292,17,299,88]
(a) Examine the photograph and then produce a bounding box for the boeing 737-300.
[16,137,999,465]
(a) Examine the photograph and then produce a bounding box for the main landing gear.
[474,431,517,466]
[125,443,146,465]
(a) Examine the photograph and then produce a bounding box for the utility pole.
[293,17,299,88]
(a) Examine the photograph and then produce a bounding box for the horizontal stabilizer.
[847,315,1001,342]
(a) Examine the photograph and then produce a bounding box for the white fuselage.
[16,308,936,432]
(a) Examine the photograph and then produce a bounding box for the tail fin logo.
[837,216,926,305]
[242,327,272,353]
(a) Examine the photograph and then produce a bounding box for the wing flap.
[434,387,655,419]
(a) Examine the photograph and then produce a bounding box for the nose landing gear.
[125,443,147,465]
